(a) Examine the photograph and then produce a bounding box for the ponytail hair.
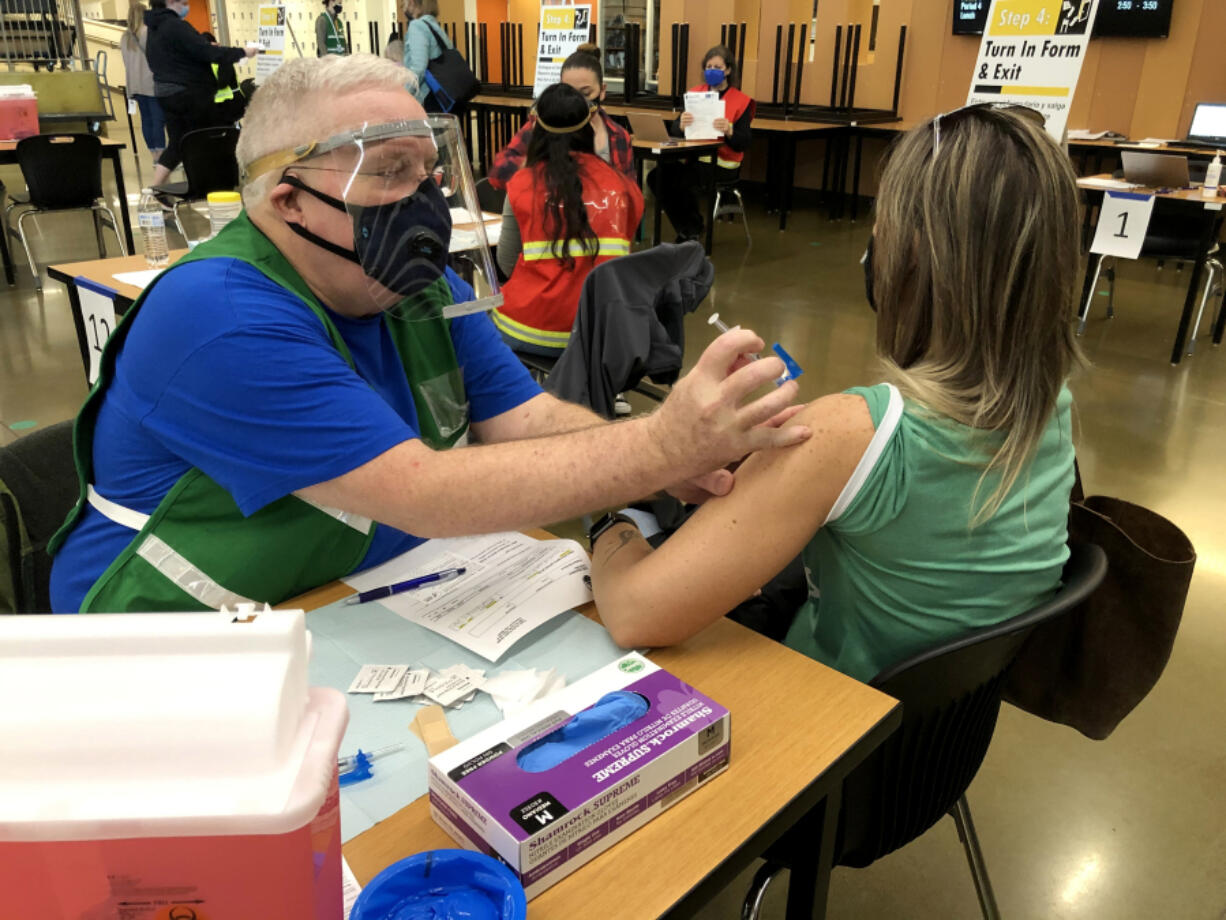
[563,43,603,85]
[526,83,599,270]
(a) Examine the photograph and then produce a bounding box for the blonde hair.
[126,1,145,36]
[235,54,416,203]
[871,108,1082,526]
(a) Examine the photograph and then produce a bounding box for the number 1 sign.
[1090,191,1156,260]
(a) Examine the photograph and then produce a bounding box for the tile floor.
[1,110,1223,919]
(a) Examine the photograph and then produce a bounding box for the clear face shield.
[246,115,502,322]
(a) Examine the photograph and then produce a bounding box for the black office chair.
[5,135,128,291]
[1079,202,1226,357]
[475,176,506,215]
[152,125,240,242]
[0,420,78,613]
[742,543,1109,920]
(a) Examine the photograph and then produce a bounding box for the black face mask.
[332,4,341,14]
[281,173,452,299]
[862,235,877,313]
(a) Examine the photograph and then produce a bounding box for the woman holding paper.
[592,106,1080,683]
[492,83,644,355]
[646,45,753,243]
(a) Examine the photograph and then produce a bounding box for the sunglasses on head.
[932,103,1046,156]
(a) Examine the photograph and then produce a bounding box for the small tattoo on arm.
[602,527,643,562]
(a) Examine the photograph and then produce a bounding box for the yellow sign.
[986,0,1062,36]
[541,8,574,29]
[258,6,280,26]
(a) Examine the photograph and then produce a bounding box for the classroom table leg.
[780,136,797,231]
[108,149,135,253]
[1169,210,1220,365]
[704,160,717,254]
[0,202,14,285]
[653,173,663,247]
[64,281,92,380]
[476,105,490,176]
[783,783,842,920]
[850,133,864,222]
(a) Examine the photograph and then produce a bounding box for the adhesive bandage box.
[428,652,731,898]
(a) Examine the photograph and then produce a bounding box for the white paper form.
[684,91,725,141]
[343,533,592,662]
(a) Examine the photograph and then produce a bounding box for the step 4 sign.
[256,5,287,84]
[1091,191,1156,260]
[533,4,591,98]
[967,0,1101,141]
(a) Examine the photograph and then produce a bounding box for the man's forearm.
[300,414,688,538]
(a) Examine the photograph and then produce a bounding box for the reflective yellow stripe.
[492,309,572,347]
[520,238,632,261]
[699,155,743,170]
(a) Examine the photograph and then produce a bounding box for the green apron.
[321,13,347,55]
[50,213,468,612]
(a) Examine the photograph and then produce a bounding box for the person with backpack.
[402,0,452,111]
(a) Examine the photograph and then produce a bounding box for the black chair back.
[475,176,506,215]
[180,126,241,199]
[835,543,1108,867]
[16,135,104,210]
[1140,199,1217,260]
[0,421,78,613]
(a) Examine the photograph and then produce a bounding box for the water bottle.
[137,188,170,268]
[207,191,243,237]
[1203,153,1222,198]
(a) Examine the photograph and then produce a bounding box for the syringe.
[707,312,758,359]
[707,312,805,385]
[338,743,404,786]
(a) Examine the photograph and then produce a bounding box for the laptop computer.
[1186,103,1226,148]
[628,112,678,146]
[1121,151,1191,188]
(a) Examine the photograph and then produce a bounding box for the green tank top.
[784,383,1076,682]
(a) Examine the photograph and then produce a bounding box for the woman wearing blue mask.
[145,0,255,190]
[646,45,754,243]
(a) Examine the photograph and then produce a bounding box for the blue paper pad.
[306,598,627,842]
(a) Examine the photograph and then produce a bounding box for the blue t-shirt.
[50,259,541,612]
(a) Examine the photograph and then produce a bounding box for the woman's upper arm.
[595,393,875,646]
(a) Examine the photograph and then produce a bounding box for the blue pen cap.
[772,343,804,385]
[351,849,527,920]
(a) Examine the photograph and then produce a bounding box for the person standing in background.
[401,0,451,110]
[316,0,348,57]
[145,0,255,189]
[119,2,165,166]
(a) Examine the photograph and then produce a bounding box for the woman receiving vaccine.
[647,44,753,243]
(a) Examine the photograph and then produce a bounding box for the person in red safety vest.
[647,44,754,243]
[493,82,645,356]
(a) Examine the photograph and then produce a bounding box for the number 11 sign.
[1090,191,1156,260]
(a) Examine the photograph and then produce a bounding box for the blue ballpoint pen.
[343,566,467,606]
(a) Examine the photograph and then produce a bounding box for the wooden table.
[291,559,901,920]
[1076,175,1226,364]
[0,137,135,272]
[47,251,188,382]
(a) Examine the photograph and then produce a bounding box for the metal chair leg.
[734,189,752,247]
[1105,260,1116,319]
[96,203,128,256]
[1186,258,1221,357]
[171,200,188,243]
[712,187,723,221]
[15,208,41,291]
[1078,254,1105,335]
[951,795,1001,920]
[741,861,785,920]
